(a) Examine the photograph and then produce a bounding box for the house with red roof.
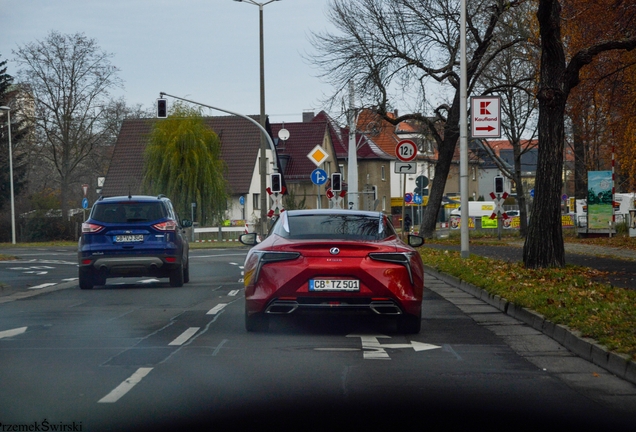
[102,115,279,227]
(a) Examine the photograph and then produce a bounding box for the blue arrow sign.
[82,198,89,209]
[413,194,422,204]
[311,168,328,186]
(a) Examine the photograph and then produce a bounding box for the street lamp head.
[0,106,10,111]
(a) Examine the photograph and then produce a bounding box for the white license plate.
[309,279,359,291]
[115,234,144,243]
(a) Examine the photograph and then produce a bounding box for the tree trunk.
[523,0,567,268]
[572,119,587,199]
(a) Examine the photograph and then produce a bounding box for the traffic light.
[331,173,342,192]
[494,176,505,194]
[270,173,282,193]
[157,98,167,118]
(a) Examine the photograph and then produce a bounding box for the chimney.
[303,111,315,122]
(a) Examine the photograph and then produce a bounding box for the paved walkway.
[425,269,636,416]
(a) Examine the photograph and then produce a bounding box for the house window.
[381,166,386,181]
[382,196,386,211]
[253,194,260,210]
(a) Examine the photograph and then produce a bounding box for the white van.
[450,201,496,218]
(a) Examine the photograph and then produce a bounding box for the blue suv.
[78,195,192,289]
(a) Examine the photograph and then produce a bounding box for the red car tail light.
[253,251,301,283]
[153,220,177,231]
[368,252,414,285]
[82,222,104,233]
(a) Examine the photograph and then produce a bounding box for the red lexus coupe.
[239,209,425,333]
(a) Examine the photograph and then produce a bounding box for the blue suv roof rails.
[157,194,166,199]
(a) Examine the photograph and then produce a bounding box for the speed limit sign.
[395,140,417,162]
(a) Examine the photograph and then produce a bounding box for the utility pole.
[347,81,358,210]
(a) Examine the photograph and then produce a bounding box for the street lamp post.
[234,0,280,236]
[0,106,16,244]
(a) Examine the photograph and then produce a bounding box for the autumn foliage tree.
[523,0,636,268]
[562,1,636,196]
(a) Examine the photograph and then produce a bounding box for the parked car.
[239,209,425,333]
[78,195,192,289]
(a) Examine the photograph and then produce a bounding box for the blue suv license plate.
[115,234,144,243]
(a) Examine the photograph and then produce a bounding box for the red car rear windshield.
[274,214,396,241]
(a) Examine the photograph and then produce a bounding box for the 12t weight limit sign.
[395,140,417,162]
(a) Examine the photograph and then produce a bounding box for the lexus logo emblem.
[329,247,340,255]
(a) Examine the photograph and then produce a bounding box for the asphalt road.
[0,247,635,431]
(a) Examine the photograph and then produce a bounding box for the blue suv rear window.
[91,202,166,223]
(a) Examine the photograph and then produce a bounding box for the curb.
[424,265,636,386]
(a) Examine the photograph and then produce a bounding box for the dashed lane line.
[98,367,153,403]
[168,327,200,346]
[207,303,228,315]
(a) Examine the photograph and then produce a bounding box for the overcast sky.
[0,0,340,123]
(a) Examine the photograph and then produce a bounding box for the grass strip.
[420,247,636,360]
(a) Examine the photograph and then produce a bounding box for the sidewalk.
[425,267,636,394]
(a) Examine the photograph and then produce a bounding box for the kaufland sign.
[471,96,501,138]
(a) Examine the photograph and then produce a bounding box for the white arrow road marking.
[380,341,442,352]
[228,290,240,296]
[168,327,200,346]
[207,303,227,315]
[28,283,57,290]
[0,327,27,339]
[347,334,441,360]
[98,367,153,403]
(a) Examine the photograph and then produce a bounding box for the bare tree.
[310,0,528,237]
[13,31,122,221]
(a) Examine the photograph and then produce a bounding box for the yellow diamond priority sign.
[307,145,330,167]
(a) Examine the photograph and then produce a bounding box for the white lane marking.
[207,303,228,315]
[229,262,239,266]
[168,327,200,346]
[346,334,441,360]
[228,290,239,296]
[139,278,161,284]
[98,367,153,403]
[62,278,78,282]
[0,327,28,339]
[28,283,57,290]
